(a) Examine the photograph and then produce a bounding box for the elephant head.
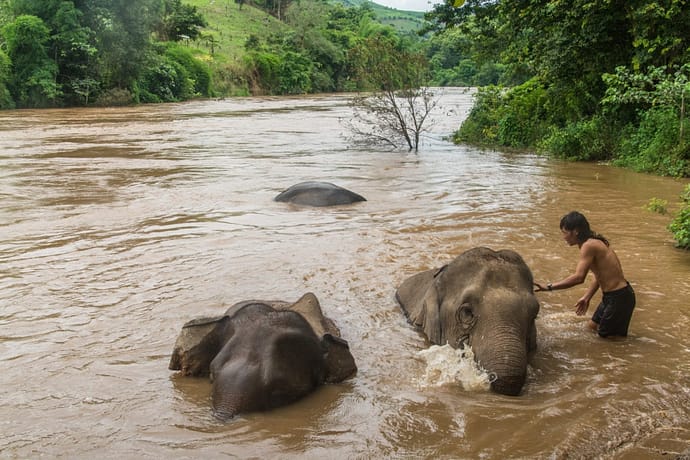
[396,247,539,396]
[169,293,357,418]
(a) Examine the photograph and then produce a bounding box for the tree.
[499,0,634,120]
[603,64,690,146]
[156,0,207,42]
[346,36,438,151]
[284,0,346,92]
[80,0,163,90]
[2,14,60,107]
[0,49,14,108]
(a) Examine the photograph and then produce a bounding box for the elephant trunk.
[490,372,526,396]
[474,328,528,396]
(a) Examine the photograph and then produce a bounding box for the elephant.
[274,181,366,207]
[395,247,540,396]
[169,292,357,418]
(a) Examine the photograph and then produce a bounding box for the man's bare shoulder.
[581,238,608,255]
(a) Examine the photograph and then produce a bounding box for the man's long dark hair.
[560,211,609,246]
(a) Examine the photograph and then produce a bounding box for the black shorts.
[592,282,636,337]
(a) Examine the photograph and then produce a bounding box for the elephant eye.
[456,304,475,325]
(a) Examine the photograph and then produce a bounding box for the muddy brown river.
[1,89,689,459]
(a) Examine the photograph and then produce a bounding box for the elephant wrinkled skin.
[169,292,357,418]
[396,247,540,396]
[274,181,366,207]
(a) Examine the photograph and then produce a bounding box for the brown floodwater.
[1,89,688,459]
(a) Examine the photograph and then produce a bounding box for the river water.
[1,89,689,459]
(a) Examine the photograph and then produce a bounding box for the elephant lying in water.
[169,292,357,418]
[274,181,366,207]
[396,247,540,396]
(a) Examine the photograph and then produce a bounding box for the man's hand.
[574,297,590,316]
[533,282,548,292]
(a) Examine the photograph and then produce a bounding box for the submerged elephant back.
[274,181,366,207]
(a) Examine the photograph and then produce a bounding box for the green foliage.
[89,0,162,91]
[156,0,207,41]
[242,47,313,95]
[1,14,60,107]
[135,43,210,103]
[243,50,281,94]
[0,49,14,109]
[164,43,212,97]
[615,107,689,177]
[602,64,690,146]
[456,78,550,149]
[277,50,312,94]
[0,0,430,106]
[645,197,668,214]
[441,0,690,177]
[495,79,550,148]
[539,116,618,162]
[348,35,428,92]
[499,0,633,101]
[668,184,690,249]
[454,85,503,144]
[424,2,510,87]
[629,0,690,69]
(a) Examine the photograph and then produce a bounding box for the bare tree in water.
[345,36,438,152]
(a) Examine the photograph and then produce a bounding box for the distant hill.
[335,0,426,34]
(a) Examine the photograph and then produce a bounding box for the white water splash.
[416,344,491,391]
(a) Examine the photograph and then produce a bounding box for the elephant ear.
[285,292,342,338]
[321,334,357,383]
[396,268,443,345]
[169,315,230,376]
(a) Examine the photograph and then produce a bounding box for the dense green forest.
[0,0,432,107]
[427,0,690,180]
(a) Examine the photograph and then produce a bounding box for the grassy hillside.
[337,0,426,34]
[186,0,425,60]
[184,0,427,95]
[185,0,288,62]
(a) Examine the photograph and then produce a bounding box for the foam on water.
[416,344,491,391]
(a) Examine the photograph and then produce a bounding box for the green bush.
[645,197,668,214]
[137,57,192,103]
[668,184,690,249]
[164,43,212,97]
[496,78,550,148]
[454,85,503,144]
[243,50,281,94]
[615,107,689,177]
[455,78,550,149]
[539,115,617,161]
[278,50,312,94]
[0,49,14,109]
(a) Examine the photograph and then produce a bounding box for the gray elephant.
[274,181,366,207]
[169,292,357,418]
[396,247,539,396]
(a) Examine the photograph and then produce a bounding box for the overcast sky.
[375,0,438,12]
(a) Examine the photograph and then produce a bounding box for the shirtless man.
[534,211,636,337]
